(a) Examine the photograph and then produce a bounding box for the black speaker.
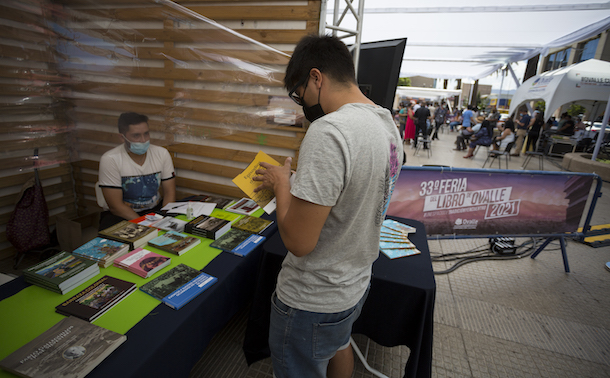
[355,38,407,110]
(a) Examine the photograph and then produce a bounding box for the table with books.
[243,216,436,378]
[0,197,277,378]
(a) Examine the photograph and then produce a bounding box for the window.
[544,48,571,72]
[575,37,600,63]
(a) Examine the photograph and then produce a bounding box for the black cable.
[432,237,543,275]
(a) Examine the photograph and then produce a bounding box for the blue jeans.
[269,288,369,378]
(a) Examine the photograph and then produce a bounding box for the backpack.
[6,174,51,255]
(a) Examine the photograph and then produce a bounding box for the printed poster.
[387,168,593,235]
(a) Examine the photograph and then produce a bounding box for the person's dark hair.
[503,119,515,132]
[565,120,575,127]
[482,120,493,135]
[118,112,148,134]
[284,34,357,90]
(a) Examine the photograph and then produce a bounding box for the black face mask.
[302,87,325,122]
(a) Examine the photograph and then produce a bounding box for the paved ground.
[190,128,610,378]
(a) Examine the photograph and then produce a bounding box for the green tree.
[397,77,411,86]
[567,104,586,117]
[534,101,546,113]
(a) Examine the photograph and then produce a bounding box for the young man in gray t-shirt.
[254,35,403,378]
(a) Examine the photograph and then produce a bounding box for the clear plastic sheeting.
[1,0,303,173]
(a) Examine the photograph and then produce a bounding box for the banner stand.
[388,167,603,273]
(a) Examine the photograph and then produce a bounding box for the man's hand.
[253,157,292,194]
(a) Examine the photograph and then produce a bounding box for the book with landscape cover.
[210,228,266,257]
[55,276,137,322]
[224,198,261,216]
[147,231,201,256]
[184,215,231,240]
[98,220,158,250]
[72,237,129,268]
[139,264,217,310]
[23,252,100,294]
[0,316,126,378]
[203,195,234,209]
[231,215,274,234]
[113,248,171,278]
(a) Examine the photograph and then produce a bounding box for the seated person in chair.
[98,112,176,230]
[491,119,515,153]
[463,120,493,158]
[454,115,484,151]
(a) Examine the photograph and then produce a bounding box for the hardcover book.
[0,316,126,378]
[72,237,129,268]
[185,215,231,240]
[113,248,171,278]
[147,231,201,256]
[203,195,234,209]
[224,198,261,216]
[209,228,266,257]
[139,264,217,310]
[381,219,416,235]
[23,252,100,294]
[231,215,274,234]
[129,212,164,226]
[55,276,137,322]
[98,220,158,250]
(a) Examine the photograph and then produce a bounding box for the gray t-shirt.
[276,103,403,313]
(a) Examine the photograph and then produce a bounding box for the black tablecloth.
[1,214,277,378]
[242,216,436,378]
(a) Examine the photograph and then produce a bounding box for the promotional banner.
[387,168,594,236]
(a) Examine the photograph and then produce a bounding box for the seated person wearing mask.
[98,112,176,230]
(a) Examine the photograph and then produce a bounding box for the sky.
[325,0,610,92]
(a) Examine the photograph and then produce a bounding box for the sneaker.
[510,153,520,157]
[606,262,610,272]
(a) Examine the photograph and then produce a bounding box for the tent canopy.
[507,59,610,120]
[333,0,610,81]
[395,86,462,102]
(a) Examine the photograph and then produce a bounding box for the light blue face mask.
[123,135,150,155]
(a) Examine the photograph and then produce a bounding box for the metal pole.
[591,94,610,161]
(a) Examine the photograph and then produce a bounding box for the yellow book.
[232,151,282,214]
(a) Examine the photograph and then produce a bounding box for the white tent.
[507,59,610,120]
[395,86,462,102]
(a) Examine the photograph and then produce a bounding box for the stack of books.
[113,248,172,278]
[185,215,231,240]
[379,219,421,259]
[55,276,137,322]
[23,251,100,295]
[147,231,201,256]
[139,264,217,310]
[72,237,129,268]
[98,220,158,250]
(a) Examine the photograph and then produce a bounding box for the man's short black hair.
[284,34,357,91]
[118,112,148,134]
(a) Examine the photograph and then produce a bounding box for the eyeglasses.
[288,74,310,106]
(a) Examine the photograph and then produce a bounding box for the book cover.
[98,220,158,249]
[113,248,171,278]
[149,216,189,233]
[55,276,137,322]
[231,151,282,214]
[72,237,129,268]
[210,228,266,257]
[0,316,126,378]
[23,252,100,291]
[147,231,201,256]
[380,246,421,259]
[204,195,234,209]
[381,219,417,235]
[139,264,217,310]
[231,215,274,234]
[224,198,261,216]
[209,209,243,224]
[185,215,231,240]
